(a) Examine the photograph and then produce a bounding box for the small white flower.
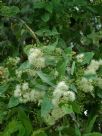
[16,84,21,90]
[30,90,45,103]
[90,0,94,3]
[28,53,36,65]
[16,70,22,78]
[52,81,75,106]
[52,98,59,106]
[16,57,20,63]
[67,91,75,101]
[29,48,42,57]
[35,57,45,68]
[28,48,45,68]
[84,110,88,116]
[74,6,79,11]
[63,91,75,102]
[23,93,30,101]
[14,90,21,97]
[85,68,96,75]
[79,78,94,93]
[85,60,102,75]
[27,69,36,76]
[52,107,65,119]
[14,85,21,97]
[22,82,29,91]
[80,31,84,36]
[96,24,102,30]
[53,81,69,100]
[30,90,35,102]
[56,81,68,91]
[53,89,63,98]
[76,53,84,63]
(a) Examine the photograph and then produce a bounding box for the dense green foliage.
[0,0,102,136]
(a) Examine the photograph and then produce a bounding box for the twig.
[19,19,40,44]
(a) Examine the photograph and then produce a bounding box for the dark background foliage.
[1,0,102,62]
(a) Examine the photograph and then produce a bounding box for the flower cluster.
[0,66,9,82]
[76,53,84,63]
[52,81,75,106]
[44,81,75,125]
[85,59,102,75]
[78,59,102,94]
[28,48,45,68]
[7,57,20,66]
[79,77,94,93]
[15,68,36,79]
[45,107,66,125]
[14,82,45,104]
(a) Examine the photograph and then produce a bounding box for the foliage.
[0,0,102,135]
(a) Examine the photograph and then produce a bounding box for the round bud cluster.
[14,82,45,104]
[85,59,102,75]
[76,53,84,63]
[0,66,9,81]
[7,57,20,66]
[52,81,75,106]
[79,77,94,93]
[28,48,45,68]
[45,106,66,125]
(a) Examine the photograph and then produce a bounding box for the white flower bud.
[14,85,21,97]
[76,53,84,63]
[56,81,68,91]
[65,91,75,102]
[28,48,45,68]
[79,78,94,93]
[22,82,29,91]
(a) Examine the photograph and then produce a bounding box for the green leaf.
[58,47,72,76]
[0,6,20,17]
[32,129,47,136]
[82,52,94,65]
[19,61,30,70]
[18,108,33,136]
[0,84,8,95]
[33,1,45,9]
[70,84,77,93]
[73,0,87,5]
[8,96,19,108]
[23,44,34,55]
[45,2,53,13]
[65,47,72,56]
[37,71,54,87]
[83,132,102,136]
[72,102,81,114]
[57,59,68,76]
[61,104,73,114]
[41,13,50,22]
[96,89,102,98]
[41,96,53,118]
[3,119,25,136]
[84,115,97,133]
[36,28,59,37]
[75,125,81,136]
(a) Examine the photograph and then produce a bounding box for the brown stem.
[20,19,40,44]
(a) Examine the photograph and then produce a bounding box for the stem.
[19,19,40,44]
